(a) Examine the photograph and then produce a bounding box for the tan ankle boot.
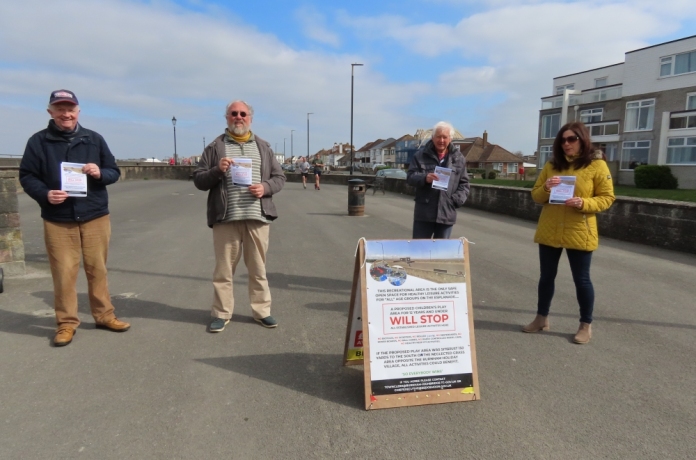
[521,314,549,333]
[573,322,592,344]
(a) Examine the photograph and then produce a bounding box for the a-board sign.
[343,238,480,410]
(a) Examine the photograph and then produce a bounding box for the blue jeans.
[412,221,453,239]
[537,244,594,323]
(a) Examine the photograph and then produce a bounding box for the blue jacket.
[19,122,120,223]
[406,140,470,225]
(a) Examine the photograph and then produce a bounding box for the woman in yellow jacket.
[523,122,615,344]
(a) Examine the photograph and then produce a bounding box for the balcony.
[586,121,620,137]
[669,110,696,130]
[541,85,622,110]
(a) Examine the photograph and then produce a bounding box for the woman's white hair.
[432,121,454,138]
[224,100,254,117]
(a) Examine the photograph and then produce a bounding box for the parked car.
[375,168,407,179]
[372,163,387,171]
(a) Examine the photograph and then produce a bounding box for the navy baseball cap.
[49,89,79,105]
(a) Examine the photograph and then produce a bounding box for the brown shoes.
[521,314,550,333]
[54,326,76,347]
[573,322,592,344]
[95,318,131,332]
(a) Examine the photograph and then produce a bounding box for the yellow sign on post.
[344,238,480,410]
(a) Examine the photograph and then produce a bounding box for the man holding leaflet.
[193,100,286,333]
[19,89,129,347]
[407,121,470,239]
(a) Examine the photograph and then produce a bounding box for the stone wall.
[283,173,696,254]
[0,171,25,275]
[118,165,196,181]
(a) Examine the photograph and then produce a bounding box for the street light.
[172,116,177,165]
[284,138,286,157]
[350,63,363,175]
[291,129,295,158]
[307,112,313,160]
[203,137,205,151]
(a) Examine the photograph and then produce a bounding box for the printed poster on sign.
[60,162,88,197]
[345,275,364,362]
[364,239,474,396]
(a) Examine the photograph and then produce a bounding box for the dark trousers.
[537,244,595,323]
[412,221,453,239]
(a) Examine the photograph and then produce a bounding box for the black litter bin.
[348,179,366,216]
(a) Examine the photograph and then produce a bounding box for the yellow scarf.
[226,129,251,143]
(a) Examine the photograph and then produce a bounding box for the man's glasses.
[561,135,579,144]
[228,111,248,118]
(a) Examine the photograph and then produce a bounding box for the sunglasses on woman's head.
[561,135,579,144]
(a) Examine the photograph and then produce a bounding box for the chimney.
[483,130,488,148]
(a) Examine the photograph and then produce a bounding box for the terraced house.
[538,35,696,188]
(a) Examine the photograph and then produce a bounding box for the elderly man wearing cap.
[19,90,130,347]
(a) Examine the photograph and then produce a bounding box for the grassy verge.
[470,179,696,203]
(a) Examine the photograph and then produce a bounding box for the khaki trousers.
[212,220,272,320]
[43,215,116,327]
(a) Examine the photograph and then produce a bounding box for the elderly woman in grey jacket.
[406,121,470,239]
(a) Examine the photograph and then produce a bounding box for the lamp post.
[307,112,313,160]
[291,129,295,159]
[350,63,363,175]
[284,138,286,157]
[171,116,177,165]
[203,137,205,151]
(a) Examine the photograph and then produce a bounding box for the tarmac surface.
[1,180,695,459]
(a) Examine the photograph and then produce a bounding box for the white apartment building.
[538,35,696,188]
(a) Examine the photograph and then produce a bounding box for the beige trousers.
[43,215,116,327]
[211,220,271,320]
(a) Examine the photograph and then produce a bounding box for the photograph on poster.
[364,240,473,396]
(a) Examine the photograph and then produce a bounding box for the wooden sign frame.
[344,238,480,410]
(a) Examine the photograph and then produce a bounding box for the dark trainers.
[254,316,278,328]
[209,318,230,333]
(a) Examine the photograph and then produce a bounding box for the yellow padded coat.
[532,157,615,251]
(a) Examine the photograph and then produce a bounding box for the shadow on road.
[266,272,352,293]
[476,304,696,330]
[195,353,364,409]
[303,301,349,314]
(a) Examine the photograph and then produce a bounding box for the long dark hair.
[551,122,594,171]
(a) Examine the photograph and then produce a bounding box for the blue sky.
[367,239,465,260]
[1,0,695,160]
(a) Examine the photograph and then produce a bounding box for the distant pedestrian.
[406,121,470,239]
[298,156,310,189]
[312,154,323,190]
[193,99,286,333]
[19,89,130,347]
[522,122,615,344]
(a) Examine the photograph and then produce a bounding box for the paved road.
[2,180,695,459]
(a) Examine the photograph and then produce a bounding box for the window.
[541,113,560,139]
[625,99,655,131]
[667,137,696,164]
[555,84,574,95]
[660,56,673,77]
[621,141,650,170]
[669,114,696,129]
[539,145,552,165]
[660,50,696,77]
[687,93,696,110]
[595,77,607,88]
[588,122,619,137]
[507,163,518,174]
[604,143,618,161]
[580,108,603,124]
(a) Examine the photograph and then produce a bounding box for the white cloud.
[0,0,428,159]
[339,0,695,153]
[295,6,341,47]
